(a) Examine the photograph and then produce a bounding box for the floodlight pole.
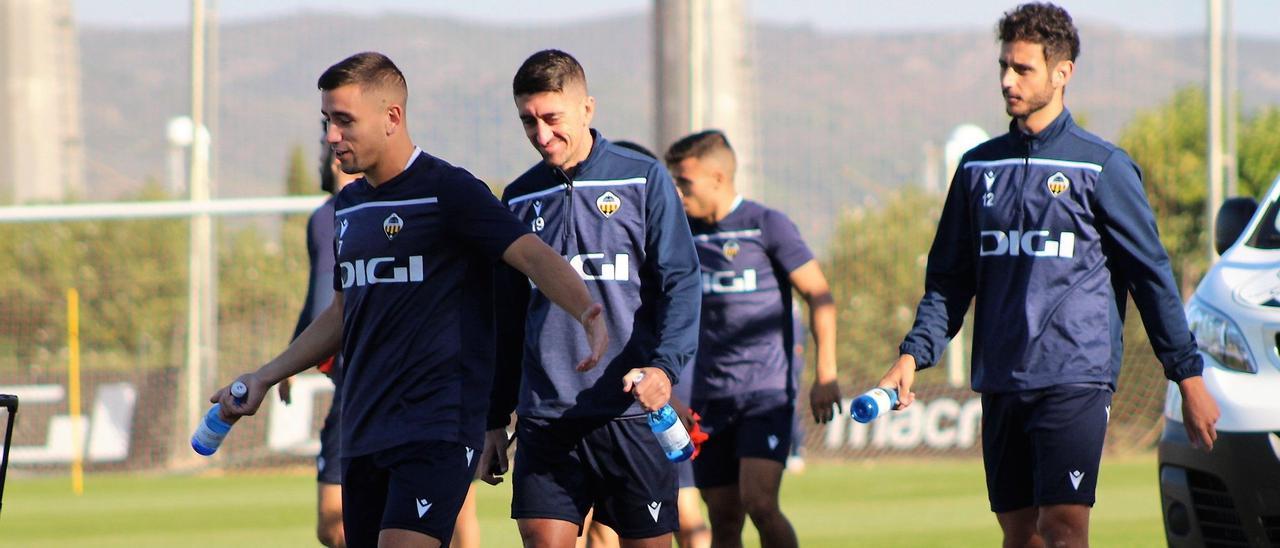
[184,0,213,460]
[1205,0,1241,257]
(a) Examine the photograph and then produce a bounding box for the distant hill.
[79,13,1280,245]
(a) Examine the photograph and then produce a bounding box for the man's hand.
[277,376,293,405]
[1178,376,1220,451]
[575,303,608,372]
[622,368,672,412]
[876,354,918,410]
[478,427,514,486]
[809,379,842,423]
[210,371,270,419]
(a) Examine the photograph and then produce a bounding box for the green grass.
[0,454,1166,547]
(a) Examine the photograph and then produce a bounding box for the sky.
[76,0,1280,38]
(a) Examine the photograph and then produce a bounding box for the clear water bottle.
[850,387,899,424]
[191,381,248,456]
[631,371,693,462]
[649,404,694,462]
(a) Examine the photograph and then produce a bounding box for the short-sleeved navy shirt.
[688,197,814,402]
[333,148,529,458]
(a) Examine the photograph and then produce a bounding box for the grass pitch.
[0,453,1165,547]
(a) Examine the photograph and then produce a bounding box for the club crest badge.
[596,191,621,218]
[383,212,404,240]
[722,239,741,260]
[1046,172,1070,197]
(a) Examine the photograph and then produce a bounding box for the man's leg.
[738,458,796,548]
[520,518,586,548]
[675,487,710,548]
[585,507,621,548]
[370,441,478,548]
[449,482,480,548]
[1037,504,1089,547]
[379,529,442,548]
[982,391,1039,548]
[1027,387,1109,548]
[512,417,592,548]
[317,395,345,547]
[701,485,746,548]
[585,417,677,548]
[995,507,1043,548]
[318,483,346,548]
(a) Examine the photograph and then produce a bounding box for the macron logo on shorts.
[647,501,661,522]
[767,435,779,451]
[416,498,432,518]
[1069,470,1084,490]
[466,447,475,467]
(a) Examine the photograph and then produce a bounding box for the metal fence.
[3,2,1277,475]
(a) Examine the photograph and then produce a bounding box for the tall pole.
[1207,0,1225,263]
[184,0,211,459]
[1224,0,1238,197]
[688,0,706,133]
[204,0,220,407]
[654,0,756,195]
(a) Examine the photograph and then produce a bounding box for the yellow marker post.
[67,288,83,496]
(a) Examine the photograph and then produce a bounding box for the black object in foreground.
[0,394,19,521]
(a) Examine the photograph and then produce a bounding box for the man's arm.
[1093,151,1218,450]
[280,210,327,405]
[212,292,345,417]
[790,260,841,423]
[500,233,607,372]
[880,161,977,409]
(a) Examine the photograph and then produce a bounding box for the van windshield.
[1246,199,1280,249]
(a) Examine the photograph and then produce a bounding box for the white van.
[1159,175,1280,546]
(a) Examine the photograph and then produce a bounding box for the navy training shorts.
[982,384,1112,513]
[691,390,794,489]
[316,391,341,485]
[512,415,678,539]
[341,440,479,547]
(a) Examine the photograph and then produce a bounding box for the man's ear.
[386,103,403,136]
[1052,59,1074,88]
[583,95,596,127]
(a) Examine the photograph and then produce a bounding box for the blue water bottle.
[649,404,694,462]
[850,387,899,424]
[633,372,694,462]
[191,381,248,456]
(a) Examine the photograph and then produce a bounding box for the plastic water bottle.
[850,387,899,424]
[191,381,248,456]
[632,371,693,462]
[649,404,694,462]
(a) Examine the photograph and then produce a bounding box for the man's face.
[670,156,719,221]
[322,84,387,175]
[999,40,1060,120]
[515,84,594,170]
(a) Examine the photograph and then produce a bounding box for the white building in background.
[0,0,83,204]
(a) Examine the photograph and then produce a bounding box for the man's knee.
[996,507,1041,548]
[739,490,781,521]
[317,522,346,548]
[1036,505,1089,547]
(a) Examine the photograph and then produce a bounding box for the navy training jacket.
[490,130,701,424]
[900,110,1203,393]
